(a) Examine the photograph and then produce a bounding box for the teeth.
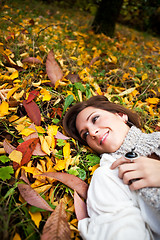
[100,132,109,145]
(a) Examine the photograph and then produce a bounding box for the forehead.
[76,106,97,122]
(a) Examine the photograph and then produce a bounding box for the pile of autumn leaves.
[0,3,160,240]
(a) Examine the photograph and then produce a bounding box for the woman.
[63,95,160,240]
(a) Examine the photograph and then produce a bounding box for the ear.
[116,113,128,123]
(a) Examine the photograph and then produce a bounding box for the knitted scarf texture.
[110,126,160,210]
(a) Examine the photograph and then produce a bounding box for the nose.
[89,127,99,138]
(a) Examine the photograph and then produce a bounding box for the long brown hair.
[63,95,141,145]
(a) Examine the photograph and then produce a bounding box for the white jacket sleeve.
[78,165,152,240]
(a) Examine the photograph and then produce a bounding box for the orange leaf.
[23,99,41,126]
[13,138,39,170]
[46,50,63,86]
[74,191,88,220]
[18,183,53,211]
[41,201,71,240]
[39,172,88,199]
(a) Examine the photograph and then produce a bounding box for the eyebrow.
[79,112,95,136]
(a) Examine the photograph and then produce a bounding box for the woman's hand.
[110,156,160,191]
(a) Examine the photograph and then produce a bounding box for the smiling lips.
[100,131,109,145]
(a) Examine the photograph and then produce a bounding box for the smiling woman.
[63,95,160,240]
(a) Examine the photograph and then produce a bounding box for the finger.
[110,156,131,169]
[118,163,136,179]
[129,179,148,191]
[123,170,142,185]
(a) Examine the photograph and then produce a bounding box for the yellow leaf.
[0,101,9,116]
[39,135,51,155]
[90,164,99,175]
[129,67,137,73]
[54,160,66,171]
[7,86,20,99]
[29,211,42,228]
[13,90,24,100]
[146,97,159,104]
[9,150,22,164]
[15,124,25,132]
[63,142,71,160]
[119,87,136,96]
[45,136,52,148]
[108,55,117,64]
[34,184,52,194]
[40,88,51,101]
[35,125,46,133]
[148,105,154,116]
[13,233,21,240]
[142,73,148,81]
[47,125,59,137]
[21,166,42,176]
[122,73,130,81]
[70,56,77,60]
[10,71,19,80]
[20,128,36,136]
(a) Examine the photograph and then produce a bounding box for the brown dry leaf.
[23,99,41,126]
[22,57,42,64]
[46,50,63,86]
[55,131,70,140]
[41,201,71,240]
[74,191,88,221]
[3,138,16,154]
[39,172,88,199]
[18,183,53,211]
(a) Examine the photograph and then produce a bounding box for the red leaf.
[22,57,42,64]
[23,99,41,126]
[18,183,53,211]
[39,172,88,199]
[46,50,63,86]
[41,201,71,240]
[13,138,39,170]
[26,90,39,103]
[74,191,88,221]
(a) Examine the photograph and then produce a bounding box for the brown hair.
[63,95,141,145]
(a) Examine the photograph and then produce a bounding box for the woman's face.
[76,106,130,154]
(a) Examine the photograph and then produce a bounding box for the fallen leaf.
[18,183,53,211]
[29,210,42,228]
[22,57,42,64]
[41,201,71,240]
[0,101,9,117]
[3,138,16,154]
[13,138,39,170]
[9,150,22,164]
[55,131,70,140]
[39,172,88,199]
[74,191,88,220]
[46,50,63,86]
[26,90,39,103]
[23,99,41,126]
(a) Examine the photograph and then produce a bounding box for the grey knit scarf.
[111,126,160,210]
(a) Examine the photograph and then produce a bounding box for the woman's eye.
[92,116,99,123]
[83,131,89,140]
